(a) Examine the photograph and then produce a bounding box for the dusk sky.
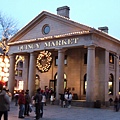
[0,0,120,39]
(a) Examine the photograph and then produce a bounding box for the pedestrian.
[68,92,72,108]
[64,92,68,107]
[50,93,55,105]
[41,91,47,106]
[6,89,12,111]
[114,96,119,112]
[24,89,31,116]
[33,88,42,120]
[18,90,25,118]
[0,83,10,120]
[14,91,19,106]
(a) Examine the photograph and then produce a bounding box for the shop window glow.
[18,81,24,90]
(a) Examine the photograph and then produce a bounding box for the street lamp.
[0,37,10,86]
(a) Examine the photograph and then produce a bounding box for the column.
[86,45,95,102]
[104,50,109,101]
[115,54,119,96]
[23,55,29,90]
[8,54,15,95]
[28,52,36,97]
[56,48,65,100]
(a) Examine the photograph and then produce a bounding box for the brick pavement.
[5,101,120,120]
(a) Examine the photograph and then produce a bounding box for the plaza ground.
[7,101,120,120]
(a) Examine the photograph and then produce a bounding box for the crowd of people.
[14,87,56,119]
[0,84,74,120]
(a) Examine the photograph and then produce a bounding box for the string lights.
[0,37,10,84]
[36,50,52,73]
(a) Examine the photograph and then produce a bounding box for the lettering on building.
[18,38,79,51]
[44,38,78,47]
[18,43,41,51]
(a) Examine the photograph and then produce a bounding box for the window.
[42,24,50,35]
[19,61,23,68]
[15,69,18,76]
[108,73,114,95]
[55,55,67,66]
[109,53,114,64]
[55,56,58,66]
[18,70,22,77]
[84,53,87,64]
[83,74,87,94]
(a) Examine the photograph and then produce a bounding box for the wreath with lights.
[36,51,52,73]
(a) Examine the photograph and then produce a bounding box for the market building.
[6,6,120,106]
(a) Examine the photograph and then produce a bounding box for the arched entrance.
[49,72,67,96]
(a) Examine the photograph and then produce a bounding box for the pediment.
[9,11,92,43]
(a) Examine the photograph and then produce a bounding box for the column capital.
[57,48,67,53]
[87,45,96,50]
[9,54,16,58]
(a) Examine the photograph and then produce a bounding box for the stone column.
[56,48,65,100]
[8,54,15,95]
[104,50,109,101]
[86,45,95,102]
[23,55,29,90]
[28,52,36,97]
[115,54,119,96]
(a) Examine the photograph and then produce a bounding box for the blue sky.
[0,0,120,39]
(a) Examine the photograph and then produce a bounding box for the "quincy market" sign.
[18,37,79,51]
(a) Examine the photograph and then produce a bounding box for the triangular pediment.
[9,11,92,43]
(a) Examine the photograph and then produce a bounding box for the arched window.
[83,74,87,94]
[108,73,114,95]
[35,74,40,90]
[54,72,67,89]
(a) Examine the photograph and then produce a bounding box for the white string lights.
[0,55,10,83]
[36,51,52,73]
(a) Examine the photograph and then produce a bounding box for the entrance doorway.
[49,72,67,96]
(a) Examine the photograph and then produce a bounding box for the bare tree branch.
[0,12,19,40]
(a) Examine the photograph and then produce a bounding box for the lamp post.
[0,37,10,87]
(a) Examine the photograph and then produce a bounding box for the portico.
[7,6,120,107]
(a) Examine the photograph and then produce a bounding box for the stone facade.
[7,6,120,105]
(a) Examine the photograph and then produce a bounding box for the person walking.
[14,91,19,106]
[24,90,31,116]
[114,96,119,112]
[18,90,25,118]
[67,92,72,108]
[0,83,10,120]
[33,88,42,120]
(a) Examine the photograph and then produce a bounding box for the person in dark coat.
[0,83,10,120]
[18,90,25,118]
[24,90,31,116]
[33,88,42,120]
[114,96,119,112]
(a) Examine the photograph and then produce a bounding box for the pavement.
[3,101,120,120]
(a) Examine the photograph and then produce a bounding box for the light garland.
[15,55,24,69]
[36,51,52,73]
[0,55,10,83]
